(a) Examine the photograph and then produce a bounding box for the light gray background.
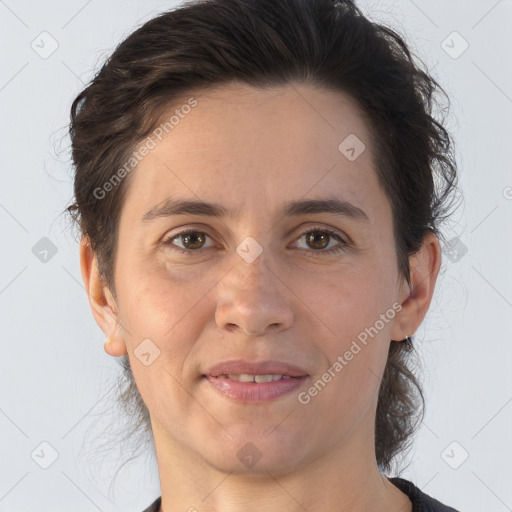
[1,0,511,511]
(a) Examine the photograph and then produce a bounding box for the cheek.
[117,260,216,341]
[117,261,232,384]
[305,306,393,434]
[304,257,398,337]
[303,258,397,396]
[118,268,214,416]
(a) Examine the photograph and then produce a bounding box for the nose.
[214,253,294,336]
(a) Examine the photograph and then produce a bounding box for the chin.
[196,427,310,475]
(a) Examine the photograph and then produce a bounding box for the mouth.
[202,359,309,402]
[202,373,308,402]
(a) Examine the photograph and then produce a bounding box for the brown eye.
[180,231,206,249]
[305,231,330,250]
[164,230,214,252]
[293,228,348,255]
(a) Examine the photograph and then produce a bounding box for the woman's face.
[93,83,418,474]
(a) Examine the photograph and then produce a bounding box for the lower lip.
[204,375,308,402]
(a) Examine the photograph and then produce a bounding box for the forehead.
[124,82,387,223]
[156,82,372,155]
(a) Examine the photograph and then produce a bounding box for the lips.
[204,359,309,378]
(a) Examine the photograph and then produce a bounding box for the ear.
[79,236,127,357]
[390,231,442,341]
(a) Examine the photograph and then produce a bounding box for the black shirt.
[140,477,461,512]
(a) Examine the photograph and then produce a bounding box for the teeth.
[229,373,256,382]
[255,374,280,383]
[223,373,292,382]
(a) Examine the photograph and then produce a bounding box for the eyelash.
[162,227,350,256]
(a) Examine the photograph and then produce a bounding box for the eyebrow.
[140,197,369,223]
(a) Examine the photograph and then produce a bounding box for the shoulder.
[140,496,161,512]
[389,477,461,512]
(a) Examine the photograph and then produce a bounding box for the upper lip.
[204,359,309,378]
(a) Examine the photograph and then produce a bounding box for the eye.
[162,227,349,256]
[163,229,215,253]
[292,228,348,254]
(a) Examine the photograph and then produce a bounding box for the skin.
[80,82,441,512]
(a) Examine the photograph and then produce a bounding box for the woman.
[67,0,461,510]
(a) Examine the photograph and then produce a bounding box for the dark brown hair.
[66,0,458,476]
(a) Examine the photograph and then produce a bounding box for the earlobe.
[80,236,127,356]
[390,232,441,341]
[104,336,128,357]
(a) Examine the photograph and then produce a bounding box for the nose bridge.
[230,244,279,302]
[215,244,294,335]
[231,224,275,287]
